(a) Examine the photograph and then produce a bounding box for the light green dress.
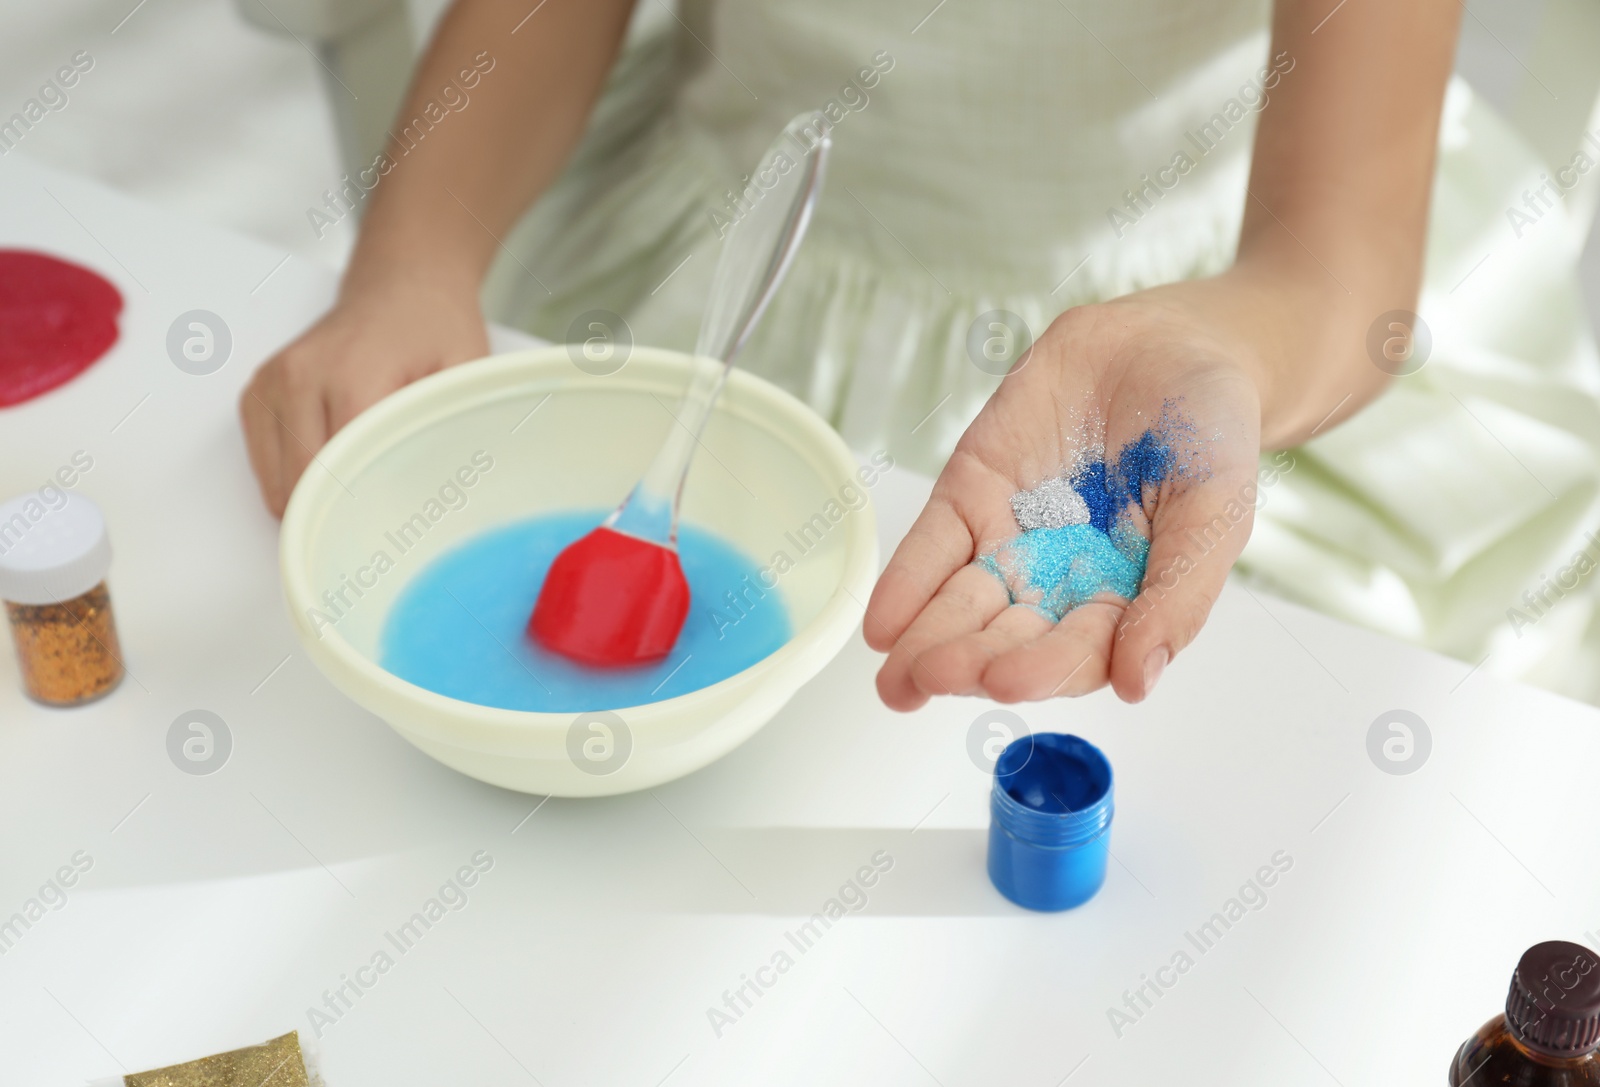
[485,0,1600,703]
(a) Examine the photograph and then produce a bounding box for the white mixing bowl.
[280,347,879,796]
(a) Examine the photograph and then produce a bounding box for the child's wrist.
[1210,255,1394,447]
[340,244,483,307]
[341,197,491,303]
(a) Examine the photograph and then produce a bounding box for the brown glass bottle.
[1450,941,1600,1086]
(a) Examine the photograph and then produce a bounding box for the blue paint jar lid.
[987,732,1114,911]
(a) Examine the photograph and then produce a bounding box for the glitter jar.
[987,732,1114,911]
[0,492,124,706]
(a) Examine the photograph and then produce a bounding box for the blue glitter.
[981,407,1202,622]
[1114,428,1176,509]
[1070,460,1116,535]
[1021,524,1144,620]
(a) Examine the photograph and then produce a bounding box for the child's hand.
[240,268,488,517]
[865,288,1266,708]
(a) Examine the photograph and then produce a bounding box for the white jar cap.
[0,491,113,605]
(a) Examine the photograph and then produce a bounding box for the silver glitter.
[1010,476,1090,530]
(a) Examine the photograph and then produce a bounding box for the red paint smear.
[0,250,123,408]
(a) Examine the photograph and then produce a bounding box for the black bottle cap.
[1506,941,1600,1057]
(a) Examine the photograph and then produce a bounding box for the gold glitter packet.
[90,1031,323,1087]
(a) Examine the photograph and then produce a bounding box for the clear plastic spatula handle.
[608,111,832,545]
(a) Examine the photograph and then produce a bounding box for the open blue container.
[987,732,1114,911]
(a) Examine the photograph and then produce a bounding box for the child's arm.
[1224,0,1464,447]
[242,0,638,516]
[867,0,1463,708]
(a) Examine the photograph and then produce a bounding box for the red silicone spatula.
[529,112,832,666]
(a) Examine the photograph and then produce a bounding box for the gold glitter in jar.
[5,580,124,705]
[123,1031,314,1087]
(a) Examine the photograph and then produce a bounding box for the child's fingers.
[915,604,1052,697]
[325,353,427,435]
[239,379,287,518]
[867,446,1019,653]
[1109,477,1254,702]
[270,376,330,515]
[864,497,973,652]
[981,599,1121,701]
[874,563,1009,711]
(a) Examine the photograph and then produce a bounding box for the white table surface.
[2,153,1598,1087]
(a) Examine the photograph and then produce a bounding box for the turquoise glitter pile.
[979,407,1198,621]
[980,523,1149,619]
